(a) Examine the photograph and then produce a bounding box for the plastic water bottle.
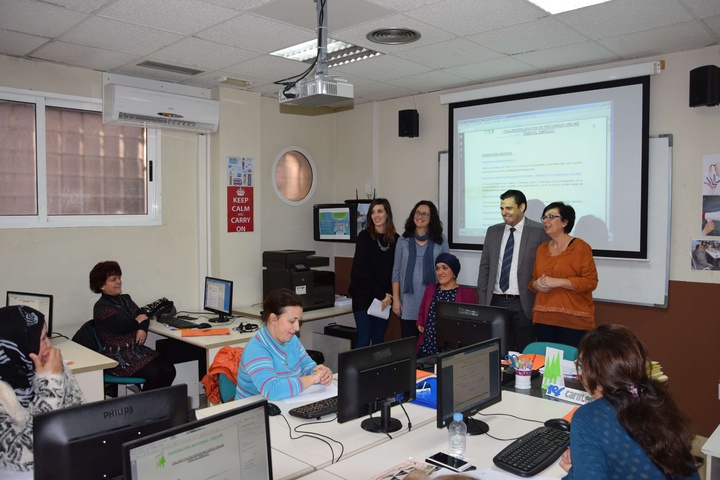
[448,412,467,458]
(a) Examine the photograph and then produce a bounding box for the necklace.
[377,236,389,252]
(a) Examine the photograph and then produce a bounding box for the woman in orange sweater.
[529,202,598,348]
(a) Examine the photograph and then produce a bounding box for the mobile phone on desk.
[425,452,474,472]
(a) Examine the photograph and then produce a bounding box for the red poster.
[227,186,254,232]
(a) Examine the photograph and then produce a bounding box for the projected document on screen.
[449,77,649,258]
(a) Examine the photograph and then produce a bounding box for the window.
[0,87,160,228]
[272,147,316,205]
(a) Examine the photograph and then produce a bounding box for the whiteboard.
[439,136,671,307]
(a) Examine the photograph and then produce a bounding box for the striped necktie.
[499,227,515,292]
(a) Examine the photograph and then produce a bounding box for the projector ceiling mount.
[276,0,354,108]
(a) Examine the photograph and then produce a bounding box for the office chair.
[522,342,578,361]
[217,373,236,403]
[89,323,146,397]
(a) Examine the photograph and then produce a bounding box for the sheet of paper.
[367,298,391,319]
[282,383,338,404]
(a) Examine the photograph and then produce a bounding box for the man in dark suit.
[477,190,549,353]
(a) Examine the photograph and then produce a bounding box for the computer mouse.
[544,418,571,432]
[195,323,212,329]
[267,403,282,417]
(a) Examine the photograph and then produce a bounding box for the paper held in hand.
[367,298,390,320]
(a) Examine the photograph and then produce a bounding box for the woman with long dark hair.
[392,200,448,338]
[560,324,701,479]
[348,198,399,347]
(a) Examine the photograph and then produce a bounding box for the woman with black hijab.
[0,305,84,472]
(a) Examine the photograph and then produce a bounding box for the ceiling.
[2,0,720,104]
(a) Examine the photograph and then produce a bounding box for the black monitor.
[123,399,272,480]
[33,384,189,480]
[436,337,503,436]
[436,301,508,356]
[313,203,359,243]
[203,276,233,323]
[337,336,416,433]
[6,290,53,335]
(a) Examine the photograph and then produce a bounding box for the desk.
[147,318,259,372]
[319,392,574,479]
[196,391,573,479]
[52,337,118,402]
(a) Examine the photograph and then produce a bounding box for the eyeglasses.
[234,322,259,333]
[574,360,583,375]
[414,211,430,218]
[541,214,562,221]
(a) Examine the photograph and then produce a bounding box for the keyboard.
[493,425,570,477]
[158,315,199,329]
[288,396,338,419]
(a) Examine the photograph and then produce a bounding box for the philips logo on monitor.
[458,307,479,317]
[372,348,393,361]
[104,406,134,418]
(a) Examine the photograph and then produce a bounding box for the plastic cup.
[515,368,532,389]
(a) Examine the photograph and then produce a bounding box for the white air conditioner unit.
[103,84,219,133]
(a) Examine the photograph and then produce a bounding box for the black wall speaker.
[689,65,720,107]
[399,109,419,137]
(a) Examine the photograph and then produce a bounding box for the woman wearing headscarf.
[0,305,84,472]
[415,253,477,356]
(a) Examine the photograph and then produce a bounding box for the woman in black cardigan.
[348,199,399,347]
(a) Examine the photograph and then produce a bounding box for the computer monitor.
[337,336,417,433]
[33,384,189,480]
[5,290,53,335]
[436,337,503,436]
[436,301,509,356]
[123,399,272,480]
[312,203,359,243]
[203,276,233,323]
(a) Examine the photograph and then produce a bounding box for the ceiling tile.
[353,81,420,101]
[197,13,313,52]
[31,41,139,71]
[395,38,502,69]
[557,0,694,40]
[204,0,271,11]
[599,21,717,58]
[225,54,307,82]
[0,0,88,37]
[251,0,395,31]
[469,17,588,55]
[680,0,720,18]
[514,41,619,70]
[98,0,240,34]
[152,37,258,70]
[42,0,115,14]
[59,17,185,56]
[407,0,545,37]
[445,56,539,82]
[332,54,431,81]
[386,69,470,92]
[363,0,444,12]
[0,30,50,56]
[705,14,720,36]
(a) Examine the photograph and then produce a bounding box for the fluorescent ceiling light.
[271,38,382,67]
[529,0,611,14]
